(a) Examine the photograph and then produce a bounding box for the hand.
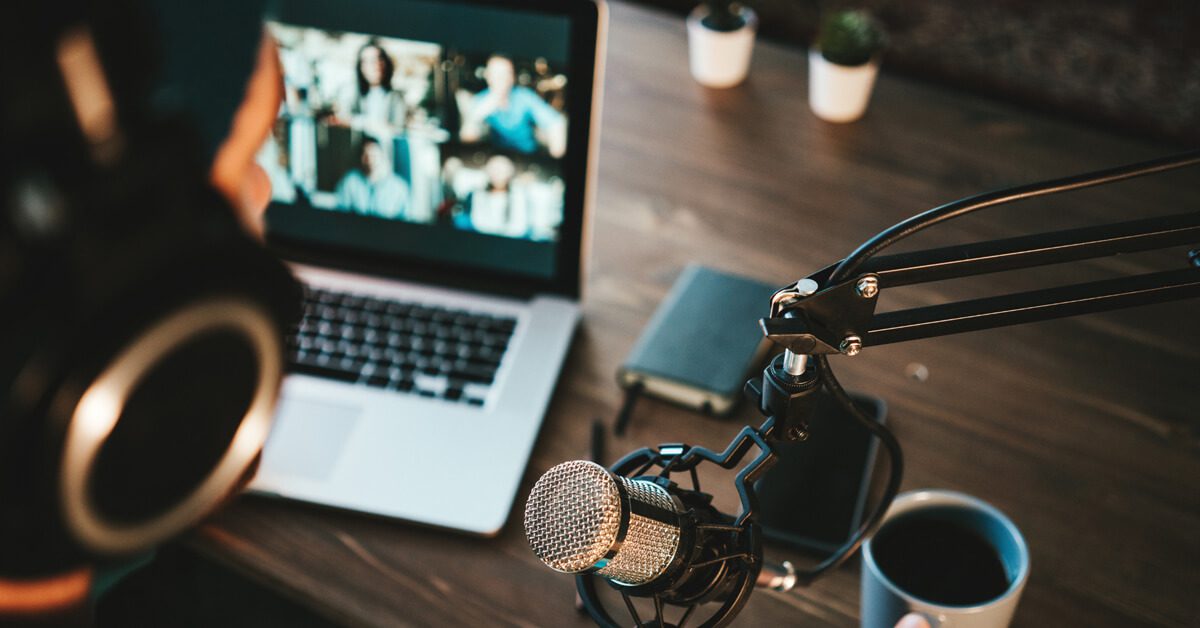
[470,90,503,121]
[209,31,284,240]
[895,613,931,628]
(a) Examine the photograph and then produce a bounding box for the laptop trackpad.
[261,396,361,481]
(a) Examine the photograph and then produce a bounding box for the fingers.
[895,613,932,628]
[237,162,271,239]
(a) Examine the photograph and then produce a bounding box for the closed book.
[617,264,777,415]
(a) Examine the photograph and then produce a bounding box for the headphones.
[1,3,298,579]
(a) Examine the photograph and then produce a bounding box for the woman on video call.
[464,154,529,237]
[337,40,408,136]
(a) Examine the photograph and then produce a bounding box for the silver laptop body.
[249,0,606,536]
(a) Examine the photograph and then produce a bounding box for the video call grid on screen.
[259,0,587,283]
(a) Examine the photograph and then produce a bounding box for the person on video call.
[465,155,530,237]
[460,54,566,158]
[336,40,408,136]
[335,136,410,219]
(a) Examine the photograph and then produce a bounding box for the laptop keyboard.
[286,286,517,406]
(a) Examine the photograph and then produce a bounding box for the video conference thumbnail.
[259,21,570,243]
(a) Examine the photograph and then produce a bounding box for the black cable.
[614,381,644,436]
[829,149,1200,285]
[792,354,904,585]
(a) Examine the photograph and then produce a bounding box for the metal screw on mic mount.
[839,335,863,356]
[855,275,879,299]
[780,278,817,377]
[794,277,819,297]
[786,426,809,441]
[782,350,808,376]
[778,279,816,378]
[773,277,820,316]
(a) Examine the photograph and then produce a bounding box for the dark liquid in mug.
[872,515,1010,606]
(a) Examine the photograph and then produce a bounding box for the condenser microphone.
[524,458,798,610]
[524,460,684,585]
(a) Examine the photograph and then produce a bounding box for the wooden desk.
[188,2,1200,625]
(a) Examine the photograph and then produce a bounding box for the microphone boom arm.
[763,210,1200,354]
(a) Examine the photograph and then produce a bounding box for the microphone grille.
[524,460,682,585]
[524,460,623,574]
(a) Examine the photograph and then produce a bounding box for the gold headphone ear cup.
[223,448,265,510]
[57,297,282,556]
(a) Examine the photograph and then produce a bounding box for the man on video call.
[460,53,567,158]
[334,135,411,219]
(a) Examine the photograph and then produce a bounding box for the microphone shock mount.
[574,353,820,628]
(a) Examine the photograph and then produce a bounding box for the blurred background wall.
[642,0,1200,145]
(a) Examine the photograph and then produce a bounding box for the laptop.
[249,0,606,536]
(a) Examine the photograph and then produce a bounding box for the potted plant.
[809,9,886,122]
[687,1,758,88]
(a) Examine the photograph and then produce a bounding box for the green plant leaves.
[816,10,886,66]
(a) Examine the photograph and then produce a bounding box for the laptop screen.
[259,0,599,295]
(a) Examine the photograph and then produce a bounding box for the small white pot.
[687,5,758,88]
[808,49,880,123]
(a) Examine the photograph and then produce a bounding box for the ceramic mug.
[861,490,1030,628]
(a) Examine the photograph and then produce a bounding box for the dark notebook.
[617,264,777,415]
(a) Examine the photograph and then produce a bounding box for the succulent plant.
[702,0,747,32]
[816,9,886,67]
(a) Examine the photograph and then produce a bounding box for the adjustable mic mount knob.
[746,353,821,442]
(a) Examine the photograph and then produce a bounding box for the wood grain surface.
[187,2,1200,626]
